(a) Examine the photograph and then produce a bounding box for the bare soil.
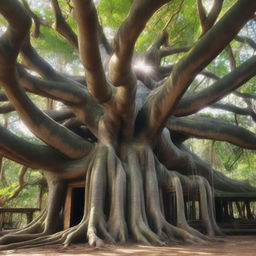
[0,236,256,256]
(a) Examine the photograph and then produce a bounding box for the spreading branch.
[167,116,256,150]
[135,0,256,141]
[21,0,51,38]
[50,0,78,51]
[107,1,171,139]
[197,0,224,36]
[0,124,68,170]
[173,56,256,116]
[233,91,256,101]
[236,35,256,50]
[73,0,111,104]
[109,0,170,87]
[210,103,256,122]
[0,0,93,159]
[0,103,14,114]
[21,37,66,81]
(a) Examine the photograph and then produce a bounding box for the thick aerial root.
[156,159,222,239]
[65,145,115,247]
[196,176,223,236]
[127,149,163,245]
[142,149,206,244]
[0,144,225,250]
[86,146,114,246]
[107,150,128,242]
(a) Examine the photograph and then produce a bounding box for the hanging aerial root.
[106,148,128,243]
[85,145,114,246]
[194,176,223,236]
[61,145,114,247]
[0,144,225,250]
[156,158,222,240]
[140,149,206,244]
[126,148,165,245]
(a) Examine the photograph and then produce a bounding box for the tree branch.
[0,102,15,114]
[135,0,256,141]
[226,44,236,70]
[44,109,74,123]
[0,0,93,159]
[106,1,171,140]
[0,123,92,180]
[17,64,103,133]
[211,103,256,122]
[233,91,256,101]
[160,45,191,58]
[50,0,78,51]
[197,0,207,29]
[173,56,256,116]
[109,0,169,87]
[236,35,256,50]
[167,116,256,149]
[73,0,111,103]
[17,64,89,105]
[197,0,224,36]
[21,37,66,81]
[98,23,112,55]
[21,0,52,38]
[0,124,69,171]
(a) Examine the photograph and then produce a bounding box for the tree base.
[0,144,225,250]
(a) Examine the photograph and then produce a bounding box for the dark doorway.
[70,187,85,227]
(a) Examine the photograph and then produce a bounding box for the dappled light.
[2,236,256,255]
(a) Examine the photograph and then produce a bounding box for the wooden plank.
[0,208,40,213]
[64,186,72,230]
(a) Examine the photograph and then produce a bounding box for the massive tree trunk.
[0,0,255,250]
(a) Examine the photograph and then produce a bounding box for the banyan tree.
[0,0,255,250]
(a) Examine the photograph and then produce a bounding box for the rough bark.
[0,0,255,250]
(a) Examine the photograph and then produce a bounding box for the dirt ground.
[0,235,256,256]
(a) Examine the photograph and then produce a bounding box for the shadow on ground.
[1,236,256,256]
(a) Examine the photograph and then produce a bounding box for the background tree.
[0,0,255,249]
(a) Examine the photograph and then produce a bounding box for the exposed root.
[142,149,206,244]
[156,159,222,239]
[127,149,163,245]
[0,209,46,237]
[0,144,227,250]
[107,149,128,242]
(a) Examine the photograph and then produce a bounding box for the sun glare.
[133,60,153,74]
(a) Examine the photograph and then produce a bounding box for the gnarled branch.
[135,0,256,141]
[50,0,78,51]
[174,56,256,116]
[0,0,93,159]
[197,0,224,36]
[73,0,111,104]
[210,103,256,122]
[168,116,256,149]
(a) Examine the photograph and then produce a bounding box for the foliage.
[186,138,256,186]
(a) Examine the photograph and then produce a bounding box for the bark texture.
[0,0,255,250]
